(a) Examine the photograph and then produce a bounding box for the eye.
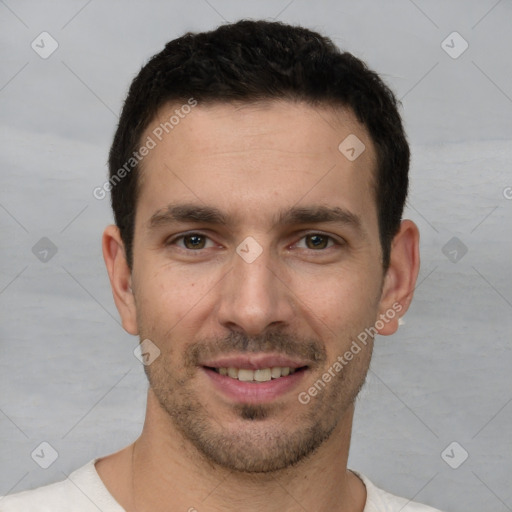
[295,233,337,250]
[168,232,215,250]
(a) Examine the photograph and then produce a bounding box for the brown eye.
[182,234,207,249]
[304,234,332,250]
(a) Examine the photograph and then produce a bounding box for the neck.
[122,389,366,512]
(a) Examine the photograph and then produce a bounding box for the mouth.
[205,365,308,382]
[200,355,310,404]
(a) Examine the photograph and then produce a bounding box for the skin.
[99,100,420,512]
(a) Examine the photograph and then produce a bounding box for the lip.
[202,365,308,404]
[200,354,309,370]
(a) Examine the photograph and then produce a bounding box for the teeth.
[215,366,297,382]
[238,369,253,382]
[254,368,271,382]
[270,367,281,378]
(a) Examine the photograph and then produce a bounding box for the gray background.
[1,1,511,511]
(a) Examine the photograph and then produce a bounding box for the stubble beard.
[141,329,373,474]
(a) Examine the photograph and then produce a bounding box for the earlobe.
[102,225,139,335]
[376,219,420,336]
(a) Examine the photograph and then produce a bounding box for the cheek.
[134,263,217,331]
[294,265,381,347]
[299,262,380,312]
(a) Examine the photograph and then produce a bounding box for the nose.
[216,241,295,336]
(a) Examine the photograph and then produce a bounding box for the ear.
[102,225,139,335]
[376,219,420,336]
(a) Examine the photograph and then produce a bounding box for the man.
[1,19,444,511]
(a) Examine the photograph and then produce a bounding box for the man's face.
[129,100,386,472]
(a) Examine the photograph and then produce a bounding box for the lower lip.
[202,367,308,404]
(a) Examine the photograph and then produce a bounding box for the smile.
[209,366,304,382]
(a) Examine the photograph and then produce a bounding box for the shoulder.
[1,476,77,512]
[0,459,125,512]
[353,471,445,512]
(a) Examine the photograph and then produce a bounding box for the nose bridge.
[216,239,292,334]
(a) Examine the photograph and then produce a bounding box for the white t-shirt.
[0,459,443,511]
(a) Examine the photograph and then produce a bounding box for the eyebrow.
[148,202,363,233]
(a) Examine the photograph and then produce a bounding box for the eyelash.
[165,231,343,252]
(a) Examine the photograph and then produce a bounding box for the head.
[103,20,419,474]
[109,19,410,271]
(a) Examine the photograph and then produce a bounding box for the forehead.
[136,100,378,232]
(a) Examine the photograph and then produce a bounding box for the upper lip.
[201,354,310,370]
